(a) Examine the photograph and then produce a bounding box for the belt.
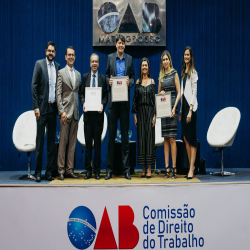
[48,102,56,106]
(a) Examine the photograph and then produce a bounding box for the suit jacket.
[79,72,108,124]
[106,52,135,110]
[32,58,60,115]
[180,70,198,112]
[56,66,81,120]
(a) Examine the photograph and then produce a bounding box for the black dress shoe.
[84,171,92,179]
[58,174,64,180]
[35,172,41,182]
[105,172,112,180]
[66,173,79,179]
[95,172,100,180]
[125,173,131,180]
[141,174,146,178]
[45,175,54,181]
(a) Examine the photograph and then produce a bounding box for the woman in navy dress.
[158,51,181,179]
[132,58,156,178]
[179,46,198,179]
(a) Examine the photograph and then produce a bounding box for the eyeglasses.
[47,49,55,53]
[67,54,75,57]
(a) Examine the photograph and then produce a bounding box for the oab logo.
[67,205,139,249]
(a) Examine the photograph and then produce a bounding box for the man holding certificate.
[79,53,108,180]
[105,34,135,180]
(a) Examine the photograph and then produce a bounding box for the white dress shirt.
[66,65,76,88]
[46,57,56,103]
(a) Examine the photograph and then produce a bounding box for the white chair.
[77,112,108,172]
[207,107,241,176]
[13,111,37,180]
[154,117,164,172]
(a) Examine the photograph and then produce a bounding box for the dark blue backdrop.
[0,0,249,171]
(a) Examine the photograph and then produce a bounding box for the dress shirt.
[91,71,98,87]
[46,58,56,103]
[116,52,125,76]
[66,65,75,87]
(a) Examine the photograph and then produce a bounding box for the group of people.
[31,34,198,182]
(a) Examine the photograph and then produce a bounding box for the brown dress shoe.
[58,174,64,181]
[65,173,79,179]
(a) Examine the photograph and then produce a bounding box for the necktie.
[70,68,74,88]
[49,63,55,103]
[93,74,96,87]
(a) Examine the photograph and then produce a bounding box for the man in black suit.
[105,34,135,180]
[79,53,108,180]
[31,41,60,182]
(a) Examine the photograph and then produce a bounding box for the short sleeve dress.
[161,70,178,138]
[132,81,155,165]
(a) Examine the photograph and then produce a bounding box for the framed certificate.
[111,76,128,102]
[155,93,172,118]
[85,87,102,111]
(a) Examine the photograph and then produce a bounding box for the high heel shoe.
[172,167,177,179]
[186,167,195,179]
[164,166,171,178]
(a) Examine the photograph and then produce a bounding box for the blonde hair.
[158,50,174,83]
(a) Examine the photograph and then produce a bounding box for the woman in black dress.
[132,58,156,178]
[158,51,181,179]
[179,47,198,179]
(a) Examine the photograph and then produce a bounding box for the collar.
[46,57,54,66]
[66,65,74,71]
[116,52,125,60]
[91,70,98,77]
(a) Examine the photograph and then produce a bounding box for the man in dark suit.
[105,34,135,180]
[79,53,108,180]
[56,46,81,180]
[31,41,60,182]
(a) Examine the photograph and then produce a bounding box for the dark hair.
[138,58,151,85]
[115,34,125,44]
[181,46,196,79]
[65,46,75,55]
[46,41,56,51]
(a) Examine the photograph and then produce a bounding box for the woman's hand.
[186,110,192,123]
[152,116,156,127]
[179,112,182,122]
[160,90,165,96]
[134,115,138,127]
[170,108,175,118]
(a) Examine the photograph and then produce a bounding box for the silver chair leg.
[19,152,36,180]
[210,149,235,176]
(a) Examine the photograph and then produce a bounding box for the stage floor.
[0,168,250,186]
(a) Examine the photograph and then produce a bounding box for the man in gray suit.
[56,46,81,180]
[32,41,60,182]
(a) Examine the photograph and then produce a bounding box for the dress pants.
[35,103,57,177]
[84,113,103,174]
[57,116,78,175]
[107,102,130,174]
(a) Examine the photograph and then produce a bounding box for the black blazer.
[79,72,108,124]
[32,58,60,115]
[106,52,135,110]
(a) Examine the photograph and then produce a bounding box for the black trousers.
[35,104,57,176]
[107,102,130,174]
[84,113,103,173]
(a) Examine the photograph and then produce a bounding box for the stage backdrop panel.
[0,0,250,171]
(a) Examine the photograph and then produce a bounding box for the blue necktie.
[49,63,55,103]
[93,74,96,87]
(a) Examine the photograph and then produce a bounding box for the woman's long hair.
[138,57,151,85]
[181,46,196,79]
[158,50,174,83]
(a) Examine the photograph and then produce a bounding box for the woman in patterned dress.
[158,51,181,178]
[179,46,198,179]
[132,58,156,178]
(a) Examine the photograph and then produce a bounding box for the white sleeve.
[190,71,198,106]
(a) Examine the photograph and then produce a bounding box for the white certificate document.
[111,76,128,102]
[155,92,172,118]
[85,87,102,111]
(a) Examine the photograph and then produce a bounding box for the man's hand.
[61,112,67,124]
[109,75,113,87]
[34,109,40,120]
[126,76,129,86]
[83,103,87,113]
[98,104,103,113]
